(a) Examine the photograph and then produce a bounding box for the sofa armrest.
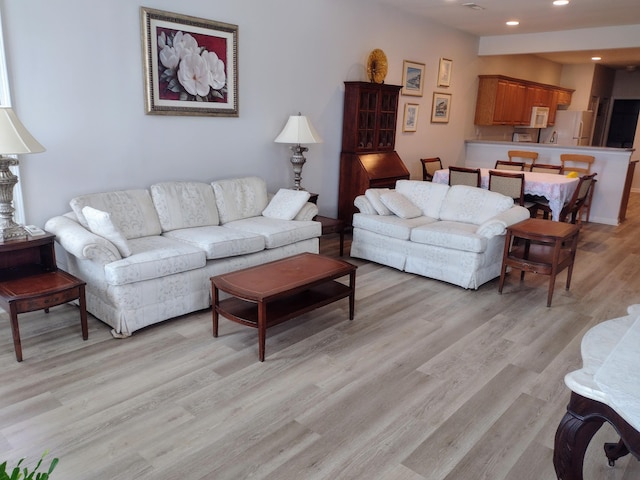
[476,206,530,238]
[354,195,378,215]
[44,214,122,264]
[294,202,319,221]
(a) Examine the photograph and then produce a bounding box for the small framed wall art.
[403,103,419,132]
[401,60,425,97]
[437,57,453,87]
[431,92,452,123]
[141,6,238,116]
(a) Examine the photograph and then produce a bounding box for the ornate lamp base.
[289,144,308,191]
[0,157,26,242]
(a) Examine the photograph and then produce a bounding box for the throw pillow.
[262,188,311,220]
[365,188,392,215]
[82,206,132,257]
[380,191,422,219]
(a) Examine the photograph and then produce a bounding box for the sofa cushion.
[262,188,311,220]
[365,188,393,215]
[410,221,488,253]
[212,176,269,224]
[439,185,514,225]
[82,206,132,257]
[163,225,265,259]
[70,189,162,239]
[103,236,206,286]
[352,213,437,241]
[150,182,219,232]
[380,191,422,219]
[395,180,450,219]
[222,217,321,249]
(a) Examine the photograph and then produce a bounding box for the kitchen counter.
[465,140,636,225]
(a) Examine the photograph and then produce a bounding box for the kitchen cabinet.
[475,75,574,126]
[338,82,409,225]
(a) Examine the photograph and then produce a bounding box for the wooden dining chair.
[448,166,481,187]
[495,160,526,171]
[489,170,537,215]
[530,163,563,174]
[508,150,539,170]
[561,154,596,221]
[420,157,443,181]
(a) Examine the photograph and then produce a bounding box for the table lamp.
[0,107,45,242]
[274,113,322,190]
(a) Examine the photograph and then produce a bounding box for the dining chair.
[488,170,537,215]
[561,154,596,221]
[448,166,481,187]
[508,150,539,170]
[420,157,443,181]
[495,160,526,171]
[531,173,597,224]
[530,163,563,174]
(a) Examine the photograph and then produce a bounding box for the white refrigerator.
[554,110,595,146]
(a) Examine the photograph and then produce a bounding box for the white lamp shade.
[274,115,322,145]
[0,107,45,155]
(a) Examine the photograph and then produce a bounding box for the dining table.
[432,168,580,221]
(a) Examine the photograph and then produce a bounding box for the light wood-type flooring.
[2,196,640,479]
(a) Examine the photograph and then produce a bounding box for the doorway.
[606,99,640,148]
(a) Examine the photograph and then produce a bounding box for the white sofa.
[350,180,531,289]
[44,176,321,337]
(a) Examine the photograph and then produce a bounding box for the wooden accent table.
[307,193,346,256]
[498,218,579,307]
[0,234,88,362]
[211,253,356,361]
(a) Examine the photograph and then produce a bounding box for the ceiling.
[374,0,640,69]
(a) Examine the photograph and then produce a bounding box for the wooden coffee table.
[211,253,357,361]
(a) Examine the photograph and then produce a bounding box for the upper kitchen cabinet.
[475,75,574,126]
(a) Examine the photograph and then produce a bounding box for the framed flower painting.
[141,7,238,116]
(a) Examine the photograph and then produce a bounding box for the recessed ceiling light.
[506,20,520,26]
[592,56,602,61]
[553,0,569,6]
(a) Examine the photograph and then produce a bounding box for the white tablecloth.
[432,168,579,221]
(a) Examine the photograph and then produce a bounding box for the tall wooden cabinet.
[338,81,409,225]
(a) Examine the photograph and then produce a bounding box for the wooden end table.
[0,233,88,362]
[211,253,356,361]
[308,193,346,256]
[498,218,580,307]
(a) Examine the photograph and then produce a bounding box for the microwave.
[529,106,549,128]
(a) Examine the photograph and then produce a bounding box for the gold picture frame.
[403,103,419,132]
[431,92,451,123]
[437,57,452,87]
[401,60,425,97]
[141,7,238,116]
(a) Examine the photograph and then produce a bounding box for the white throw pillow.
[365,188,392,215]
[82,206,132,257]
[380,191,422,219]
[262,189,311,220]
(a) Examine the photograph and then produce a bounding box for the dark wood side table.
[0,233,88,362]
[307,193,346,256]
[498,218,580,307]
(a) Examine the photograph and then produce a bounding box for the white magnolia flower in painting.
[156,29,227,101]
[177,53,210,96]
[172,31,199,59]
[202,51,226,90]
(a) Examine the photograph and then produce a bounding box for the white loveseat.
[350,180,531,289]
[44,176,321,337]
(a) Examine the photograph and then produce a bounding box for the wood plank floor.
[2,197,640,479]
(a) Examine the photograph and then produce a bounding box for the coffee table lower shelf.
[216,281,353,329]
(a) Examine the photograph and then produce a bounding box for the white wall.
[1,0,479,226]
